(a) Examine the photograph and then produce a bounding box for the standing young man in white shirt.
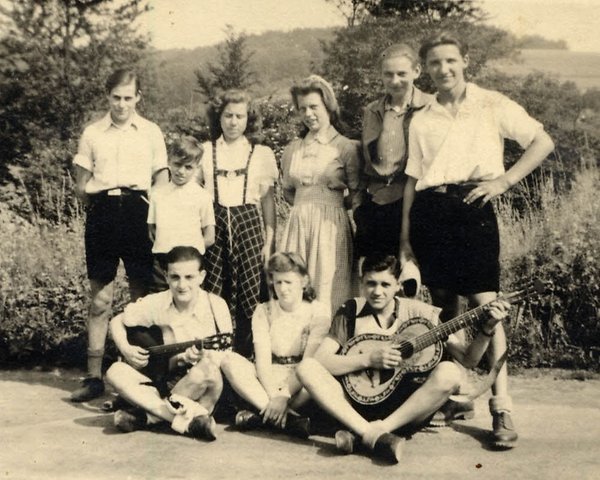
[400,32,554,448]
[72,69,169,402]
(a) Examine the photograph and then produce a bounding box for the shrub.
[0,209,129,367]
[498,165,600,369]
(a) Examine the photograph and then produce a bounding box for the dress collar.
[305,125,339,145]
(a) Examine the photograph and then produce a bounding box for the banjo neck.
[394,290,524,358]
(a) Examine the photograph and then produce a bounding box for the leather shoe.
[235,410,262,431]
[188,415,217,441]
[114,408,147,432]
[285,415,311,439]
[372,432,403,463]
[430,399,475,427]
[492,411,518,449]
[70,377,104,402]
[335,430,358,454]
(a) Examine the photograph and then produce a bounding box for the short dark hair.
[361,254,401,279]
[166,246,203,271]
[105,69,141,94]
[206,89,263,143]
[267,252,316,302]
[380,43,419,68]
[419,32,469,62]
[168,135,204,165]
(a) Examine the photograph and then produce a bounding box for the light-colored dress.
[252,299,331,389]
[280,126,360,315]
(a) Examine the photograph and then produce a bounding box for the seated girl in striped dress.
[221,252,331,438]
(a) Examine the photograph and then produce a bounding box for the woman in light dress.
[280,75,361,316]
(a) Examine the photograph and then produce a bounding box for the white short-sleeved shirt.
[251,299,331,359]
[406,83,544,191]
[147,181,215,254]
[73,112,168,193]
[200,136,278,207]
[121,289,232,366]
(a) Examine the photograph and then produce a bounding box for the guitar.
[125,326,232,390]
[341,280,544,405]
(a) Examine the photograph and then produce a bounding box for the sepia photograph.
[1,0,599,478]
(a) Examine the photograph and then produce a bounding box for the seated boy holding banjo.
[297,254,511,463]
[105,246,233,440]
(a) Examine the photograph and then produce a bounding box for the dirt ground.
[1,368,599,480]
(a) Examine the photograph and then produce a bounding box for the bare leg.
[467,291,509,398]
[221,352,269,411]
[171,357,223,414]
[379,361,463,432]
[467,291,517,447]
[105,362,174,422]
[87,279,114,378]
[296,358,371,436]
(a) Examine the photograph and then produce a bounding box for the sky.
[142,0,600,52]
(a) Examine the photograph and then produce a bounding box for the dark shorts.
[150,253,169,294]
[410,187,500,295]
[354,196,403,258]
[341,376,432,437]
[85,190,153,287]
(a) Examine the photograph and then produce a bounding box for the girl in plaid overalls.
[200,90,278,357]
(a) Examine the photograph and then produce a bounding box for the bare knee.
[220,352,248,378]
[296,358,324,385]
[428,362,463,395]
[105,361,135,390]
[187,359,222,388]
[89,287,113,318]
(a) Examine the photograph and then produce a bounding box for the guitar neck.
[400,291,522,356]
[146,339,204,356]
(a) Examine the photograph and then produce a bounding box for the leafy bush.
[498,165,600,369]
[0,209,129,367]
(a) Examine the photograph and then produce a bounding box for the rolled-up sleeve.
[121,296,159,328]
[341,139,361,191]
[73,127,94,172]
[405,121,424,180]
[497,95,543,149]
[150,124,168,174]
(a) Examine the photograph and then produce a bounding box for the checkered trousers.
[204,203,263,355]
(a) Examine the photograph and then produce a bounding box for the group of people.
[70,32,554,464]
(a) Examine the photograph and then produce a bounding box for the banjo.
[341,280,543,405]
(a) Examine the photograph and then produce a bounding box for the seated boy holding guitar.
[297,254,510,463]
[106,246,232,440]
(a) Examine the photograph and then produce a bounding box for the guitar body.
[126,325,170,385]
[341,317,444,405]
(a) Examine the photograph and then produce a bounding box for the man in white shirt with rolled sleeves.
[71,68,169,402]
[400,32,554,449]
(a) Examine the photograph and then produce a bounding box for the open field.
[493,49,600,91]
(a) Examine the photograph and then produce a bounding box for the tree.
[326,0,486,26]
[194,25,257,102]
[0,0,152,220]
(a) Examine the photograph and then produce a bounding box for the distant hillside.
[153,27,334,111]
[153,27,600,112]
[492,49,600,91]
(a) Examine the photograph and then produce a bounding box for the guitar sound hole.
[401,343,414,358]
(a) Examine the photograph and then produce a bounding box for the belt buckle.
[433,185,448,194]
[107,188,122,196]
[226,171,238,180]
